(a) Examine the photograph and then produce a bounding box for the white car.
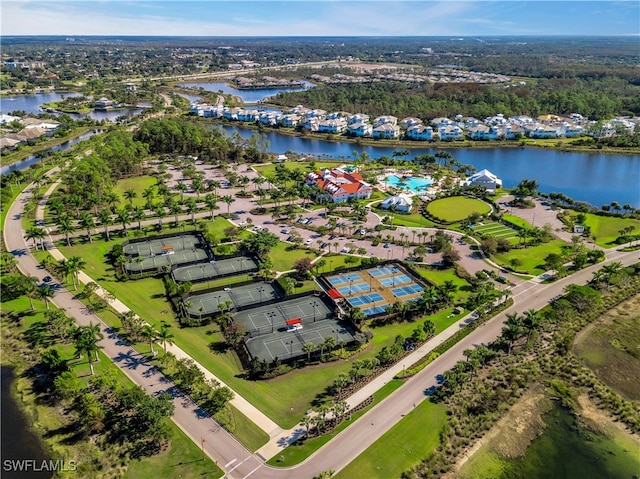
[305,238,313,245]
[340,247,350,253]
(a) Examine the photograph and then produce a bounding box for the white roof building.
[466,169,502,193]
[380,193,414,212]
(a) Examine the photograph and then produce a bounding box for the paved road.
[7,173,639,478]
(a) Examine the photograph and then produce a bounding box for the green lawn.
[268,241,318,272]
[113,176,158,208]
[501,213,533,230]
[579,212,640,247]
[335,399,447,479]
[253,160,343,179]
[376,209,436,229]
[493,240,567,275]
[426,196,491,223]
[414,267,472,302]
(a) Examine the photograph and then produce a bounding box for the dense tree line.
[270,77,639,120]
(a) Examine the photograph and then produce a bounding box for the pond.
[178,80,314,103]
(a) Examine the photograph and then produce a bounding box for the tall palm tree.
[97,209,112,241]
[132,205,146,230]
[79,212,95,244]
[302,342,316,362]
[25,226,46,250]
[185,198,197,224]
[35,284,55,309]
[19,275,38,310]
[74,323,104,375]
[142,325,158,355]
[116,208,130,234]
[67,256,86,291]
[522,308,540,339]
[104,190,120,211]
[56,215,74,246]
[157,325,175,354]
[153,204,165,230]
[204,194,218,220]
[175,181,188,203]
[142,186,156,209]
[221,195,235,216]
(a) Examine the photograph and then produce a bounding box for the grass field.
[578,213,640,247]
[268,241,318,271]
[414,267,472,302]
[376,208,436,229]
[473,221,519,244]
[113,176,158,208]
[252,161,342,179]
[426,196,491,223]
[335,399,447,479]
[493,240,566,275]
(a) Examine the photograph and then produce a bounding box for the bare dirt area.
[573,294,640,401]
[575,394,640,445]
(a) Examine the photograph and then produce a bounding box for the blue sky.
[1,1,639,36]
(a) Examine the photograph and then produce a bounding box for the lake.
[178,81,314,103]
[1,93,143,121]
[215,125,640,208]
[1,366,53,479]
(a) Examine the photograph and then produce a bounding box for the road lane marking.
[228,457,251,473]
[242,464,262,479]
[224,459,237,468]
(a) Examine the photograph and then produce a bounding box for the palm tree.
[132,206,146,230]
[303,342,316,362]
[116,207,130,234]
[97,209,112,241]
[104,190,120,210]
[142,325,158,355]
[25,226,46,250]
[221,195,235,215]
[67,256,86,290]
[19,275,38,310]
[79,212,95,244]
[522,308,541,339]
[157,325,175,354]
[74,322,104,375]
[185,198,197,224]
[153,204,165,230]
[175,181,188,203]
[123,188,137,205]
[502,312,522,355]
[56,215,74,246]
[142,186,156,209]
[35,284,55,309]
[204,194,218,220]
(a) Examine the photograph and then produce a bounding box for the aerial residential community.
[1,3,639,479]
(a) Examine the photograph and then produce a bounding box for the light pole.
[310,301,317,322]
[288,340,294,358]
[258,286,264,303]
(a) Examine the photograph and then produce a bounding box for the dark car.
[42,276,52,283]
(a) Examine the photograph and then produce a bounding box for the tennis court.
[184,282,279,317]
[391,284,424,297]
[245,319,357,362]
[172,256,259,283]
[123,234,200,258]
[368,265,401,277]
[124,247,209,273]
[378,274,412,287]
[362,305,388,316]
[327,272,364,286]
[348,292,385,307]
[235,295,334,337]
[336,282,371,296]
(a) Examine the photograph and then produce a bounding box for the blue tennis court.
[392,284,424,297]
[378,274,412,287]
[337,282,371,296]
[369,266,400,278]
[362,305,388,316]
[328,272,364,286]
[348,292,384,307]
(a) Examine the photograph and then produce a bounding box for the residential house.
[279,114,301,128]
[259,111,280,126]
[501,124,525,139]
[431,117,455,128]
[348,113,370,125]
[373,115,398,127]
[438,125,463,141]
[406,124,434,141]
[95,98,115,110]
[559,122,584,138]
[466,124,499,140]
[305,109,327,119]
[222,107,241,121]
[401,117,422,129]
[317,118,347,134]
[237,109,260,122]
[380,193,413,213]
[466,169,502,193]
[326,111,351,120]
[525,124,558,139]
[372,123,400,139]
[348,122,373,137]
[301,117,320,131]
[306,166,372,203]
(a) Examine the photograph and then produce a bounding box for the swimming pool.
[385,175,433,193]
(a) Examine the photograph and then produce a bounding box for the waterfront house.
[348,122,373,137]
[306,166,372,203]
[501,124,525,139]
[466,124,499,140]
[525,124,559,139]
[259,111,280,126]
[373,115,398,127]
[95,97,114,110]
[401,117,422,129]
[317,118,347,134]
[301,117,320,131]
[466,169,502,193]
[280,114,301,128]
[327,111,351,120]
[431,117,455,128]
[372,123,400,139]
[406,124,434,141]
[348,113,370,125]
[223,107,241,121]
[438,125,463,141]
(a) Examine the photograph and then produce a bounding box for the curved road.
[5,173,639,478]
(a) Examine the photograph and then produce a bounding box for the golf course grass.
[426,196,491,223]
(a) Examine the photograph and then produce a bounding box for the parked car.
[305,238,313,245]
[340,247,350,253]
[383,243,390,248]
[281,229,289,234]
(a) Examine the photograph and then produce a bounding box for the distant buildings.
[0,117,60,152]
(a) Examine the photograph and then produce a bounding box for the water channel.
[0,366,53,479]
[178,80,314,103]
